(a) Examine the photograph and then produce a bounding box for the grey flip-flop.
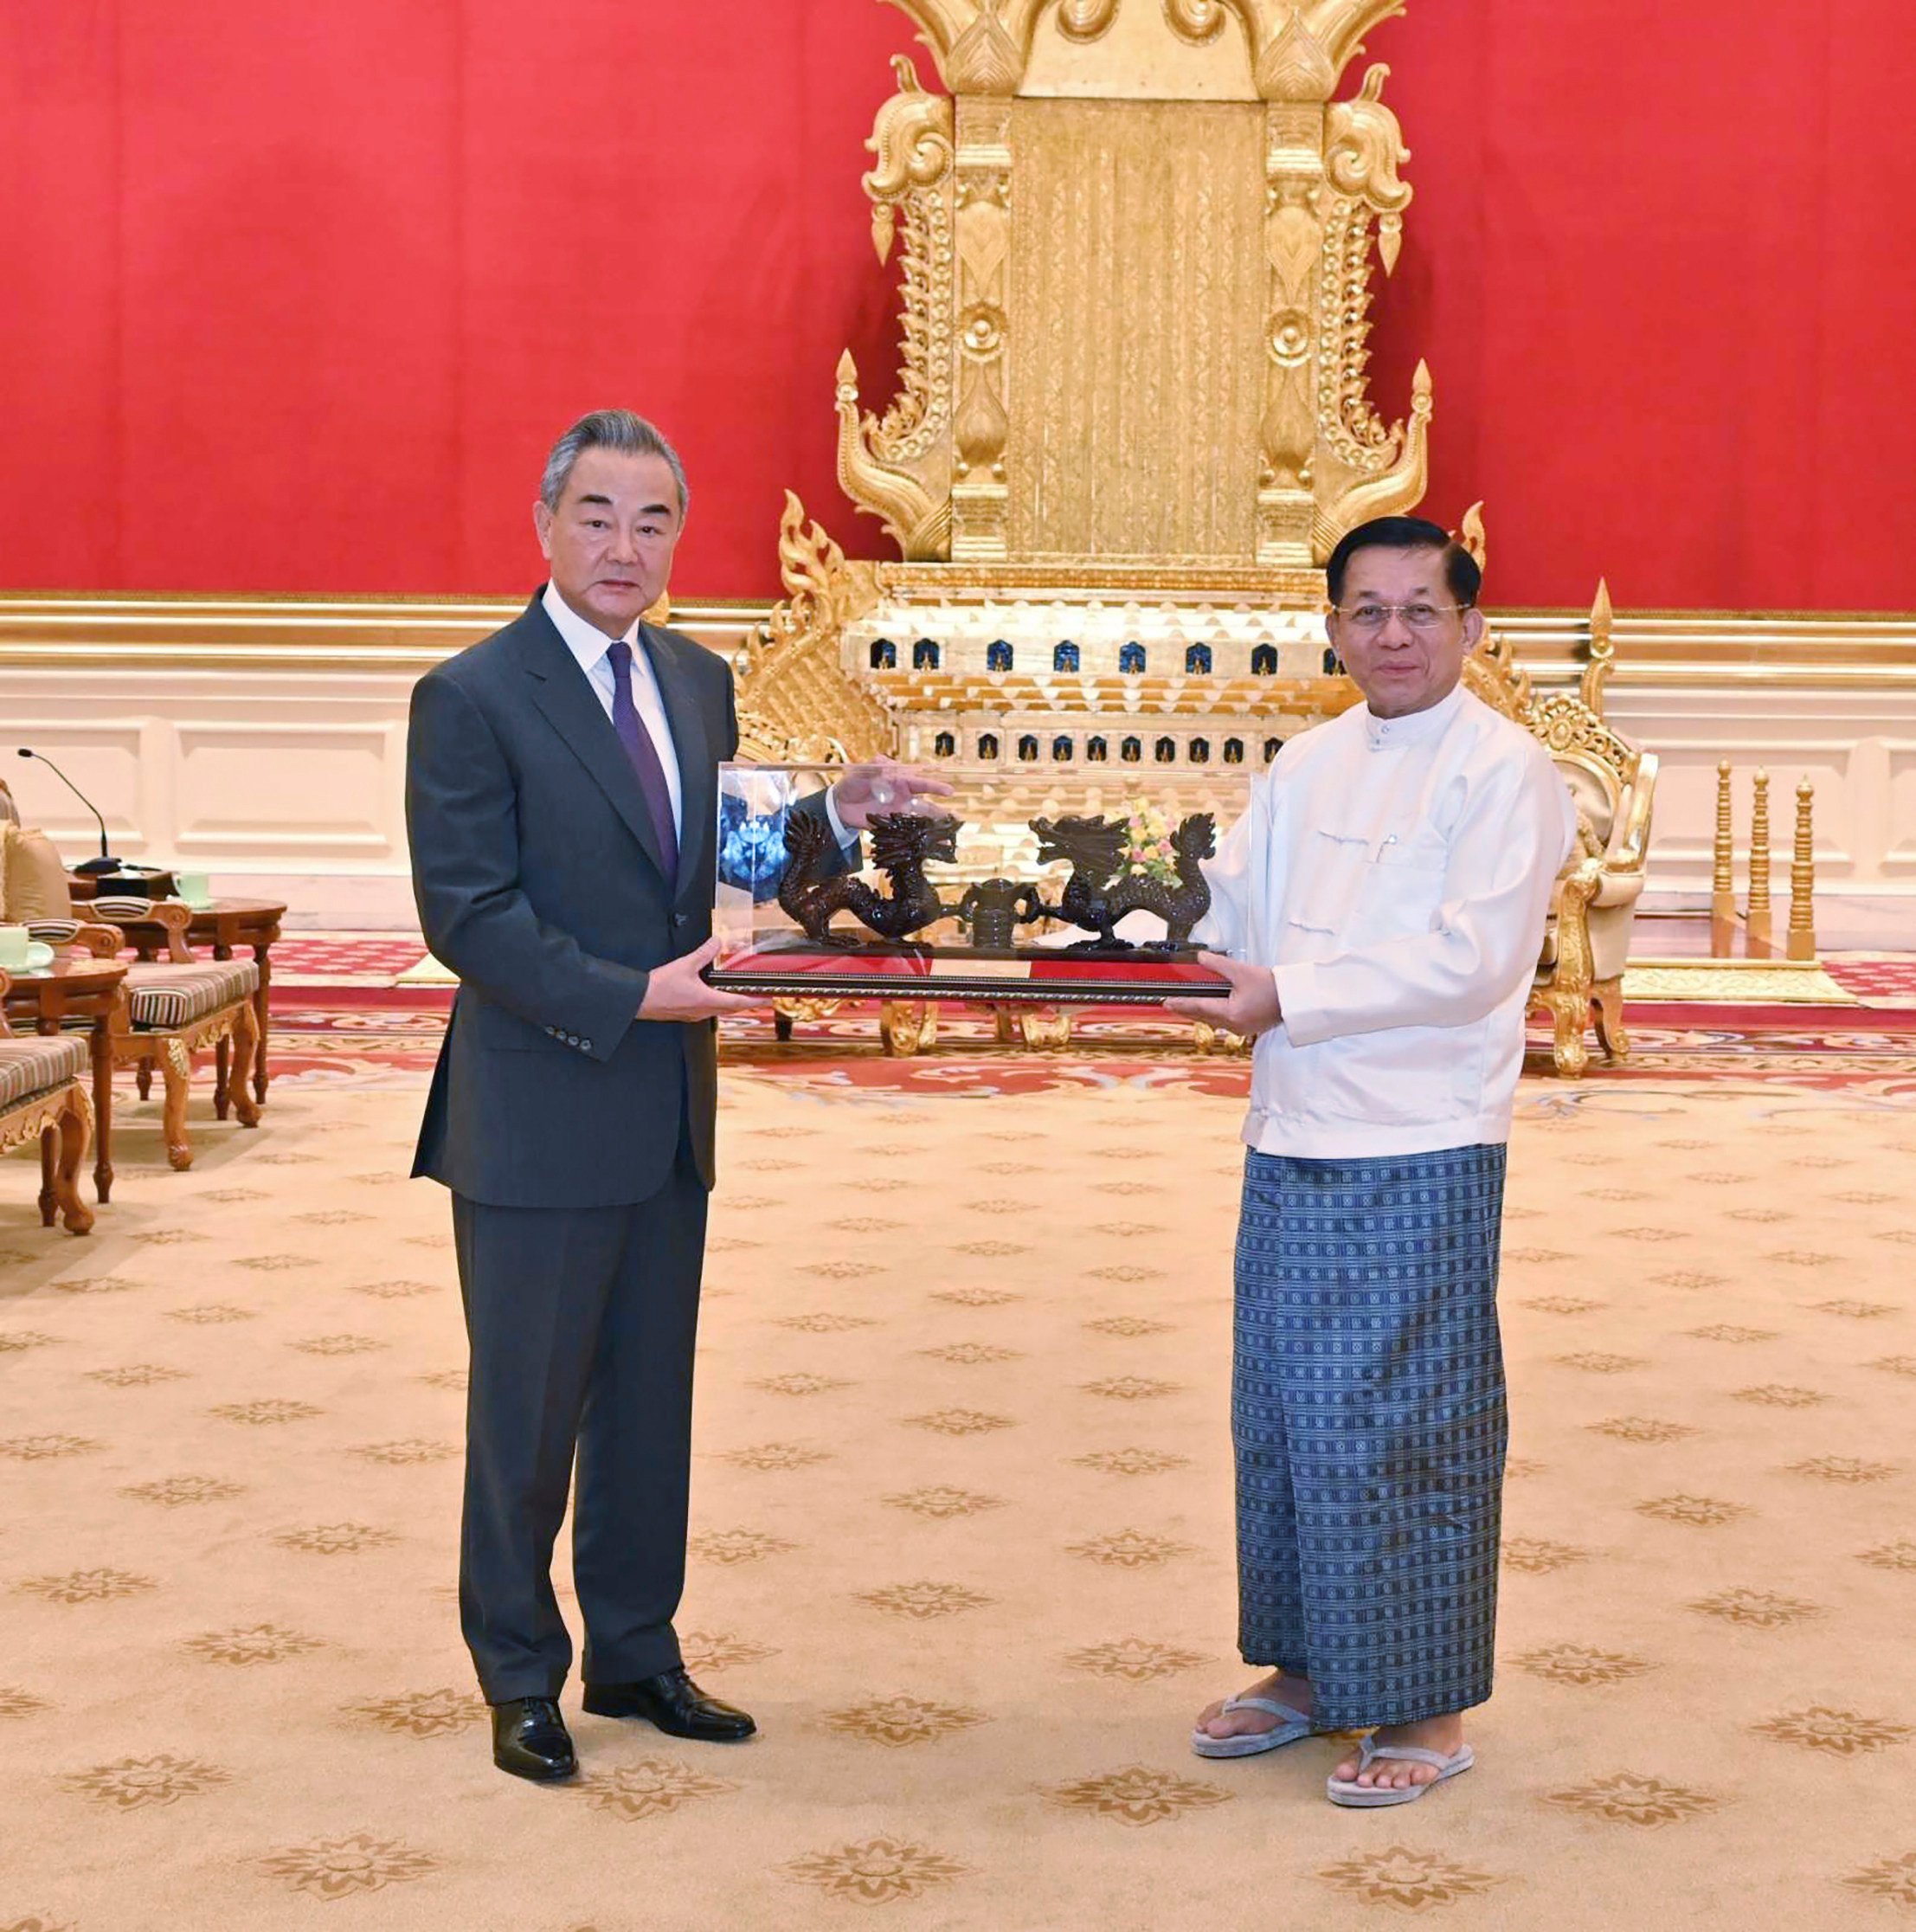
[1327,1736,1475,1806]
[1190,1694,1314,1759]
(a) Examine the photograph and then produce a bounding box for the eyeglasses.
[1332,602,1473,634]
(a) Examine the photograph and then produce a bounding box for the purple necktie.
[604,637,678,884]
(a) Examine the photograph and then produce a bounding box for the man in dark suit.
[406,409,939,1781]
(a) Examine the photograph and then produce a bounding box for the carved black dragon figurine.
[1109,811,1215,945]
[1029,815,1130,946]
[1029,812,1214,949]
[777,808,960,945]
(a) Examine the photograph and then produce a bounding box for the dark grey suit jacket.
[407,591,734,1208]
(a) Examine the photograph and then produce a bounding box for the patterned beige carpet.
[3,1066,1914,1929]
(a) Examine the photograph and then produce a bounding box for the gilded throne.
[732,0,1656,1066]
[1465,585,1656,1076]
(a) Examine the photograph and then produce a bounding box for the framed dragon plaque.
[705,763,1244,1005]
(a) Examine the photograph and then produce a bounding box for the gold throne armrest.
[1518,588,1657,1075]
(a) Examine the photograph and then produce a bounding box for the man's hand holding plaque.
[1164,953,1281,1036]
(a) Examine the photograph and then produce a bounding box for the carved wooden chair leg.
[136,1062,153,1100]
[993,1005,1017,1045]
[228,1004,262,1128]
[214,1035,232,1120]
[38,1124,58,1227]
[53,1089,93,1234]
[773,1011,794,1041]
[1591,976,1630,1060]
[160,1036,196,1170]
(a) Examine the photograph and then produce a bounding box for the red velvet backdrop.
[2,2,1909,609]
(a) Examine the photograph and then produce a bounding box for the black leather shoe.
[582,1666,756,1742]
[490,1696,577,1781]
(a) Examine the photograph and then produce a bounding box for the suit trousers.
[451,1132,709,1703]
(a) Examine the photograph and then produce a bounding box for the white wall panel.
[2,598,1912,942]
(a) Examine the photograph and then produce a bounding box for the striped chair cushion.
[125,959,259,1030]
[90,896,166,922]
[24,919,83,946]
[0,1034,87,1110]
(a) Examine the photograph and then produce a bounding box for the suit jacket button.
[582,1039,592,1051]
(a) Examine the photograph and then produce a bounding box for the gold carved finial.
[1326,66,1411,278]
[1458,501,1487,570]
[1257,8,1339,100]
[834,351,950,557]
[1459,621,1533,724]
[1056,0,1120,37]
[735,493,888,764]
[1788,778,1817,961]
[1579,577,1615,715]
[1312,357,1431,557]
[1163,1,1407,96]
[947,6,1026,91]
[863,55,953,263]
[1164,0,1233,41]
[887,3,1407,100]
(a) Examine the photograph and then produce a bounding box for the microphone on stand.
[14,747,119,873]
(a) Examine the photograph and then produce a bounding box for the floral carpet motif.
[1542,1772,1721,1827]
[781,1838,969,1906]
[1315,1844,1506,1910]
[1041,1763,1231,1826]
[582,1758,741,1821]
[3,1069,1913,1926]
[257,1832,440,1900]
[819,1694,990,1748]
[61,1755,232,1810]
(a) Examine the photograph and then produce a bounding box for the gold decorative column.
[949,90,1013,561]
[1710,757,1737,954]
[1788,778,1817,962]
[1746,768,1772,955]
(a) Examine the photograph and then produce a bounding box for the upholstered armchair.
[78,898,263,1169]
[0,980,94,1233]
[2,811,123,956]
[1463,587,1657,1076]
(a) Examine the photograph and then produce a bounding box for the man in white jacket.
[1167,515,1577,1806]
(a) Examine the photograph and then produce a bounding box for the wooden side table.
[1,956,129,1204]
[114,898,286,1107]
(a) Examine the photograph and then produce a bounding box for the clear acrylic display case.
[707,761,1248,1004]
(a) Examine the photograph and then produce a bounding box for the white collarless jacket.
[1196,686,1578,1160]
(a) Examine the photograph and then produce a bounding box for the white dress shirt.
[542,582,858,858]
[543,582,683,843]
[1197,685,1578,1159]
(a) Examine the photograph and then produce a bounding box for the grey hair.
[538,409,690,518]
